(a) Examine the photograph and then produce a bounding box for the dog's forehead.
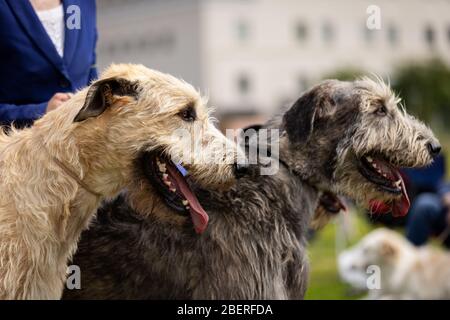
[100,63,200,99]
[352,77,399,107]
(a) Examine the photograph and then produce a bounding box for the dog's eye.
[179,105,196,122]
[376,105,388,116]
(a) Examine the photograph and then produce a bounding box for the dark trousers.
[406,193,450,248]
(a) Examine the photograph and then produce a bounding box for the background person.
[406,183,450,248]
[0,0,97,128]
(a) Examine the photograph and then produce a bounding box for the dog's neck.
[69,122,144,199]
[31,123,114,198]
[263,115,315,168]
[21,107,133,237]
[270,134,329,191]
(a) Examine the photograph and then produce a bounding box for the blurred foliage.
[325,68,365,81]
[393,59,450,125]
[305,210,374,300]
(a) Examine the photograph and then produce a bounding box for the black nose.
[234,162,250,178]
[427,141,441,158]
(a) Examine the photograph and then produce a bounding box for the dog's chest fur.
[64,165,318,299]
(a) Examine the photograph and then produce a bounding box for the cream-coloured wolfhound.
[339,228,450,299]
[0,64,241,299]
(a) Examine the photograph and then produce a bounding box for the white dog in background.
[338,228,450,299]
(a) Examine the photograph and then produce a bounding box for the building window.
[322,22,334,44]
[447,25,450,45]
[387,24,399,46]
[295,22,308,42]
[364,25,375,44]
[425,25,435,47]
[237,74,250,95]
[236,20,249,41]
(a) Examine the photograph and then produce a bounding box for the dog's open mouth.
[142,152,209,234]
[358,155,410,217]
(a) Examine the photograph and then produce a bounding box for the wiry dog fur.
[64,78,439,299]
[0,64,239,299]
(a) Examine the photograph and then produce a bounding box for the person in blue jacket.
[0,0,97,128]
[402,154,450,248]
[406,182,450,248]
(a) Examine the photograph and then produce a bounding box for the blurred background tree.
[325,68,364,81]
[393,59,450,127]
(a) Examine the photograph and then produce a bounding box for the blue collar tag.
[175,163,188,177]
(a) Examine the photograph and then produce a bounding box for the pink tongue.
[368,171,410,217]
[391,172,410,217]
[165,164,209,234]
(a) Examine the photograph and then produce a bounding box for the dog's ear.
[282,89,319,142]
[74,77,139,122]
[283,85,340,142]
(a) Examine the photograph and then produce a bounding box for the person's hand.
[46,93,71,113]
[442,192,450,209]
[441,192,450,225]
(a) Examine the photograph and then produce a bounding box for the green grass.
[304,211,375,300]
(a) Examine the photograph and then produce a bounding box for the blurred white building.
[97,0,450,114]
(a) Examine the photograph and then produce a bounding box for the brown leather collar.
[40,141,102,197]
[50,156,102,197]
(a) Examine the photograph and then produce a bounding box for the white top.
[35,4,65,57]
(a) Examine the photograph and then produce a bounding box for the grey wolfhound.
[64,78,440,299]
[0,64,244,299]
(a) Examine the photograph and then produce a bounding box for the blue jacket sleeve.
[88,27,98,83]
[0,102,47,124]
